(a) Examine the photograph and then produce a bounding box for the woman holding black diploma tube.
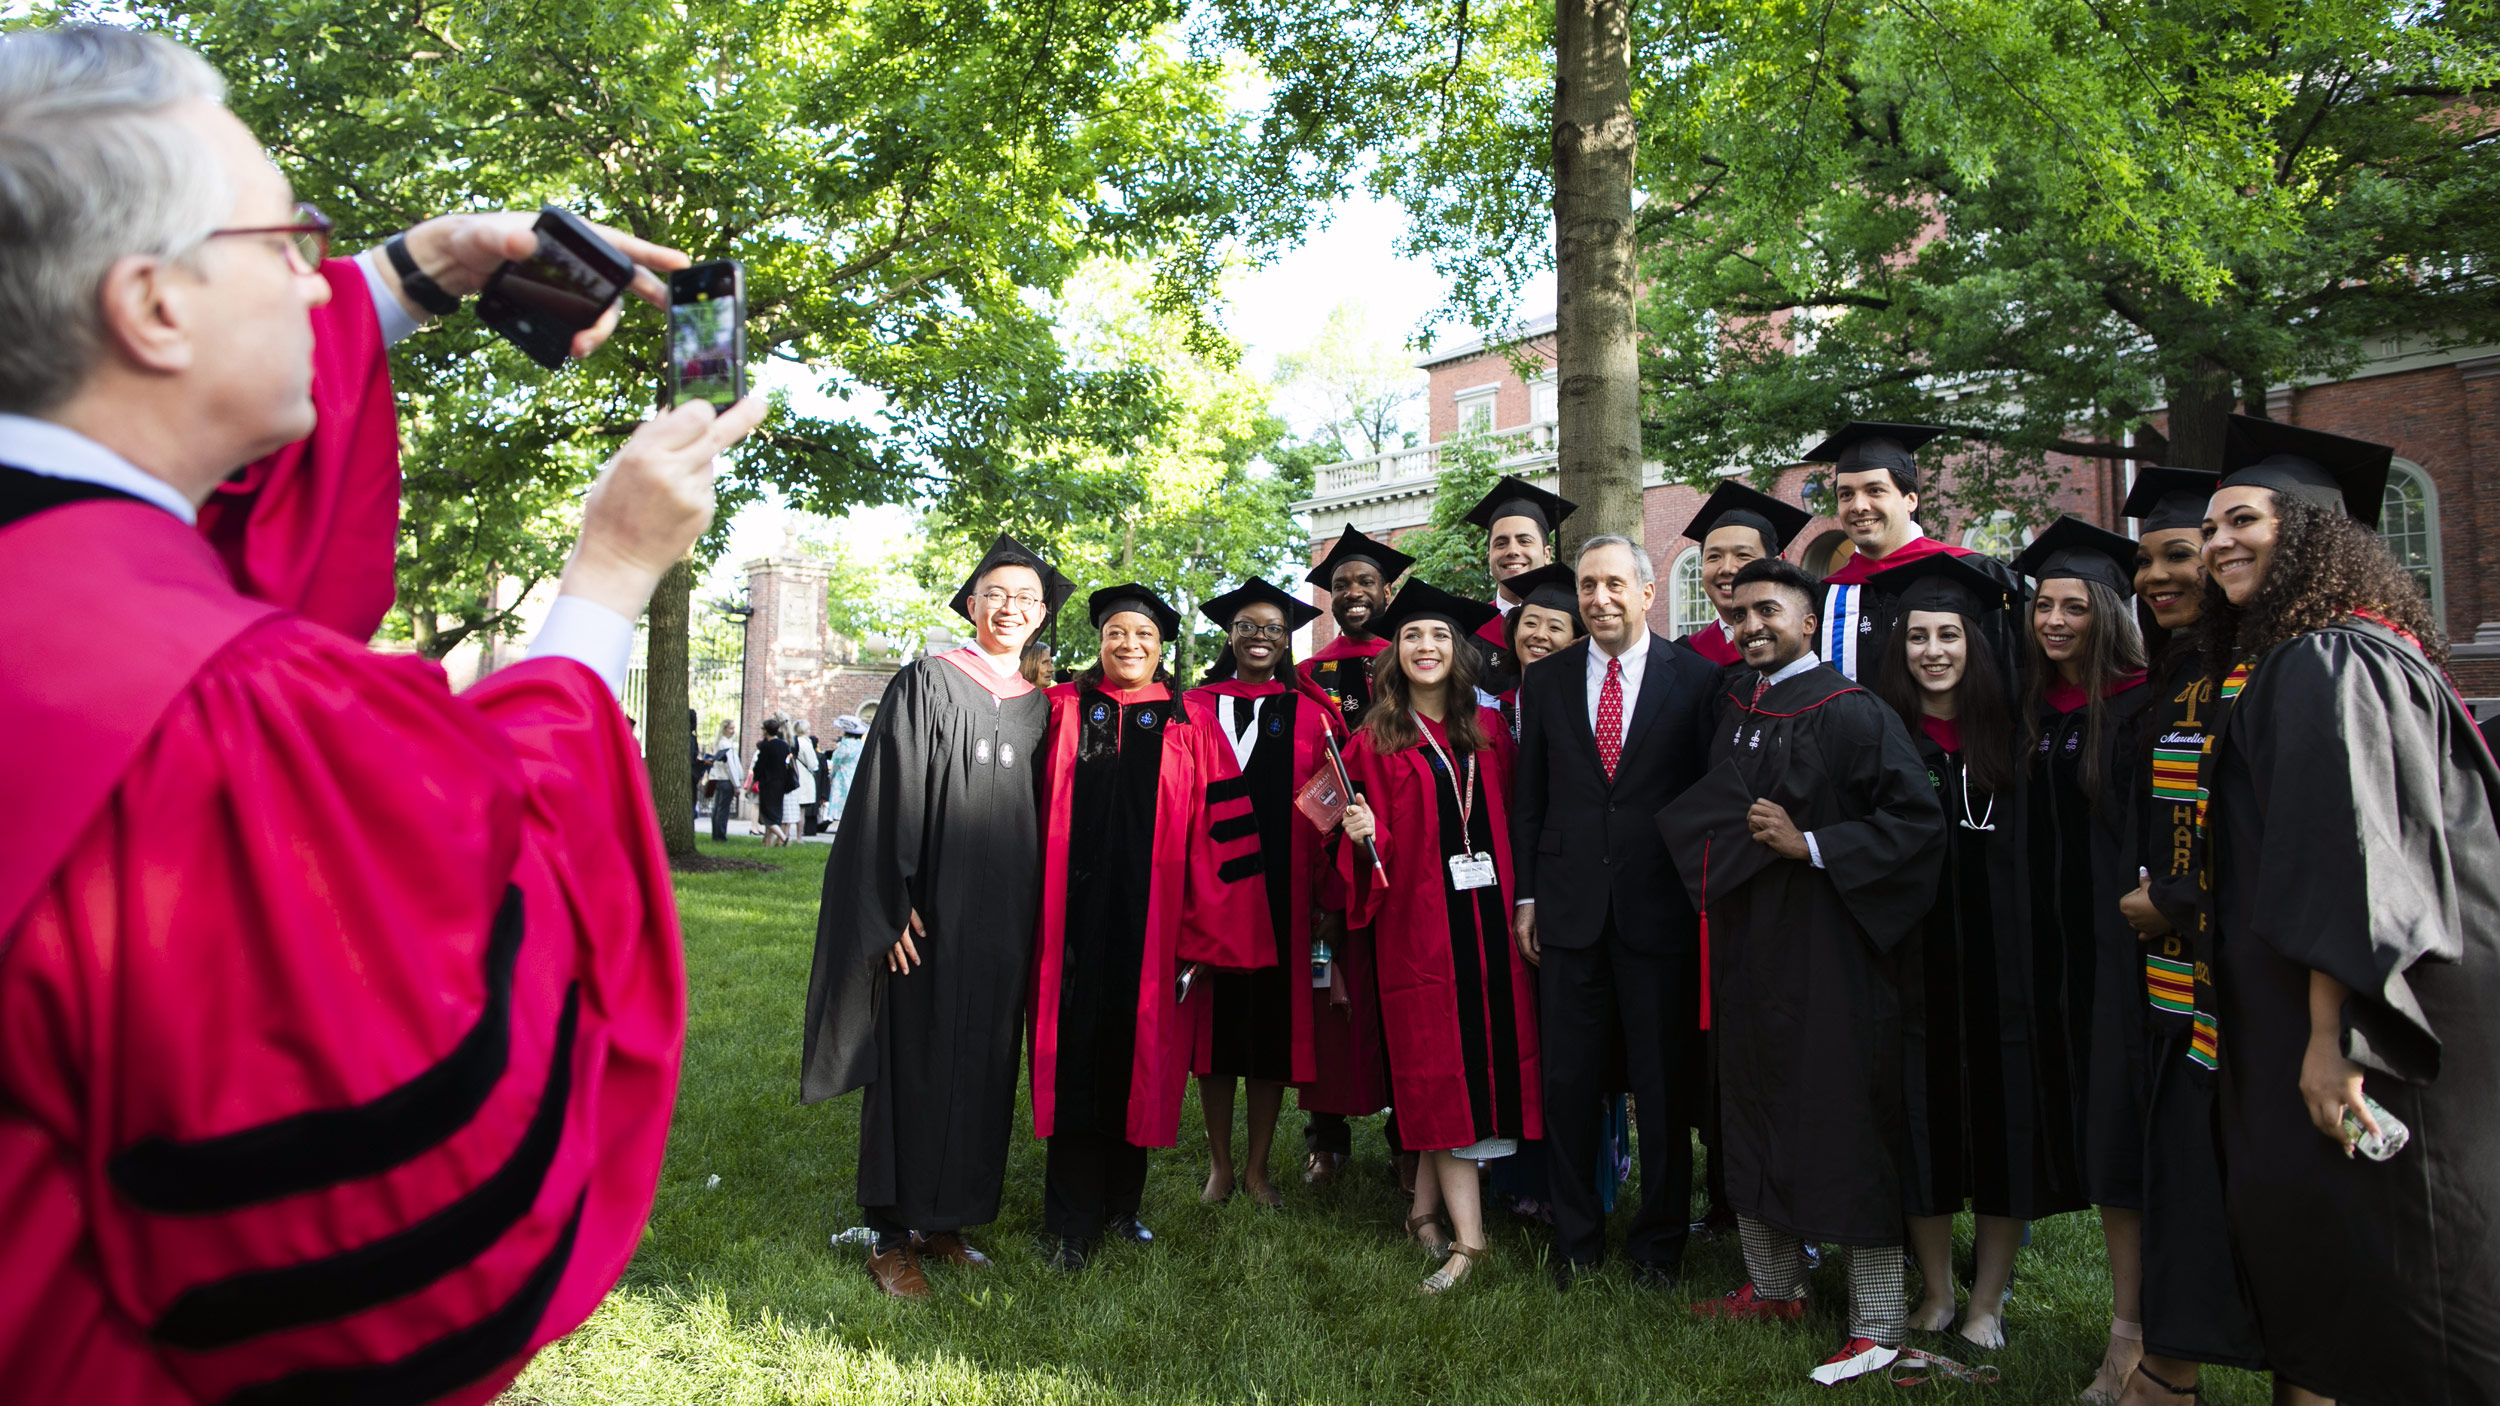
[1334,581,1541,1294]
[2195,416,2500,1406]
[1182,580,1334,1208]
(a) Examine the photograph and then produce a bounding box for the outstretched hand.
[374,212,690,358]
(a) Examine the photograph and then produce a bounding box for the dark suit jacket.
[1510,632,1722,954]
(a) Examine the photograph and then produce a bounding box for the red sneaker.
[1689,1282,1808,1322]
[1809,1336,1901,1385]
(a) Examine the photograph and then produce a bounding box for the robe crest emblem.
[1136,708,1159,731]
[975,737,992,765]
[1267,713,1283,736]
[999,743,1015,769]
[1090,702,1111,724]
[1748,728,1762,750]
[2064,732,2082,755]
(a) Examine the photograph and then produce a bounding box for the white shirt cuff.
[1514,898,1535,908]
[1805,831,1825,870]
[528,594,636,696]
[357,247,426,347]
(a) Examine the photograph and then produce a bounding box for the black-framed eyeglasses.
[1229,621,1288,640]
[205,203,333,273]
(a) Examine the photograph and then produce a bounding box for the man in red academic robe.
[1806,423,1981,682]
[0,28,761,1404]
[1290,525,1413,1184]
[1458,475,1576,691]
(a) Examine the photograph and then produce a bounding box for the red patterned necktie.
[1597,655,1624,783]
[1750,672,1773,708]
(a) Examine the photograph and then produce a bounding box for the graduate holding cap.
[1866,552,2080,1350]
[1293,525,1415,1183]
[1676,481,1813,666]
[804,533,1075,1298]
[1462,474,1578,689]
[1807,423,2025,686]
[2008,516,2154,1399]
[1334,581,1542,1294]
[1184,579,1334,1208]
[2107,467,2272,1401]
[2197,417,2500,1406]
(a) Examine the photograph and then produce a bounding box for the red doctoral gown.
[1291,638,1395,1117]
[1337,711,1543,1151]
[0,267,680,1405]
[1182,680,1337,1085]
[1680,620,1743,667]
[1029,683,1263,1149]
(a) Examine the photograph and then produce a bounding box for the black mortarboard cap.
[1305,524,1417,588]
[950,532,1075,622]
[1463,475,1578,537]
[2011,515,2139,599]
[1680,480,1814,555]
[2122,466,2220,535]
[1087,582,1182,640]
[1866,551,2019,620]
[1200,578,1324,633]
[1501,562,1582,621]
[2219,414,2391,529]
[1802,422,1950,487]
[1369,578,1501,641]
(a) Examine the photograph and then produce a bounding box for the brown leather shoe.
[866,1245,931,1299]
[1303,1150,1345,1186]
[912,1231,991,1268]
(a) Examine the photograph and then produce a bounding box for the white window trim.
[2384,457,2445,624]
[1668,546,1716,637]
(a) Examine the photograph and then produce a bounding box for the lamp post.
[717,591,755,822]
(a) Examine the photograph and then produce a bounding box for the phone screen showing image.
[669,261,745,409]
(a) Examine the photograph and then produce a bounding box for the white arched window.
[1960,511,2028,561]
[2379,459,2443,622]
[1667,547,1716,637]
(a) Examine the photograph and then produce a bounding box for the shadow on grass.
[512,836,2272,1405]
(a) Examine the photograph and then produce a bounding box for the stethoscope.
[1958,762,1997,833]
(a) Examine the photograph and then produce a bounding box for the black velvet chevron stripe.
[1210,812,1260,843]
[153,983,583,1351]
[111,886,527,1216]
[1205,775,1253,805]
[220,1190,585,1406]
[1217,853,1266,883]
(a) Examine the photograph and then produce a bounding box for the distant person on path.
[751,716,794,846]
[789,723,820,836]
[801,534,1071,1299]
[825,715,865,828]
[707,718,742,842]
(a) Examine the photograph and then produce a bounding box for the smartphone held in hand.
[668,260,746,409]
[475,206,635,370]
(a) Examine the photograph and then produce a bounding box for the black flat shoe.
[1630,1262,1682,1291]
[1110,1217,1153,1244]
[1050,1237,1094,1271]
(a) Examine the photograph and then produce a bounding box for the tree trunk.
[2165,355,2237,474]
[1553,0,1643,557]
[647,557,697,859]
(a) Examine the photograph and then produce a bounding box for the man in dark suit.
[1511,533,1723,1285]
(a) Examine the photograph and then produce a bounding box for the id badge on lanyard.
[1421,729,1497,892]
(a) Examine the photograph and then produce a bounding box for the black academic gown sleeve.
[1807,690,1950,952]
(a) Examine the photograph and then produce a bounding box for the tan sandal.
[1406,1211,1452,1260]
[1420,1241,1485,1294]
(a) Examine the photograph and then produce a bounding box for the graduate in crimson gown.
[1672,558,1943,1386]
[1459,475,1576,695]
[1335,581,1541,1296]
[2197,418,2500,1406]
[1807,422,2023,685]
[800,533,1073,1299]
[0,31,760,1401]
[1290,525,1413,1183]
[1674,481,1812,669]
[1183,579,1331,1208]
[1031,586,1265,1267]
[2108,468,2269,1400]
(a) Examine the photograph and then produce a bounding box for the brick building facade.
[1292,321,2500,706]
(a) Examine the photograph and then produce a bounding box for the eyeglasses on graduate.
[974,588,1045,610]
[1229,621,1289,640]
[204,203,334,273]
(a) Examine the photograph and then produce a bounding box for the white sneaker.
[1810,1337,1901,1386]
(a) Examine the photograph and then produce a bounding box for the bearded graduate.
[0,27,765,1400]
[801,533,1073,1299]
[1675,481,1812,668]
[2196,417,2500,1406]
[1291,524,1414,1185]
[2109,467,2269,1403]
[1461,475,1576,692]
[1866,553,2079,1350]
[1670,558,1943,1385]
[1184,579,1331,1208]
[2008,517,2154,1402]
[1334,581,1540,1294]
[1031,585,1265,1269]
[1807,422,2022,685]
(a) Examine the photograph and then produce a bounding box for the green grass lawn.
[508,835,2269,1404]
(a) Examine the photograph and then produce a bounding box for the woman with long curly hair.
[2195,416,2500,1406]
[1334,580,1542,1294]
[2011,517,2154,1400]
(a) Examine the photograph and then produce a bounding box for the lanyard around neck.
[1415,721,1477,854]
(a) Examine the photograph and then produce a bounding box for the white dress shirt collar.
[0,413,196,524]
[1765,649,1821,687]
[1585,626,1654,731]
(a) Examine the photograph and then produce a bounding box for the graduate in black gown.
[801,534,1073,1298]
[2010,516,2154,1401]
[2109,467,2269,1403]
[1672,558,1944,1386]
[2199,417,2500,1406]
[1866,552,2082,1351]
